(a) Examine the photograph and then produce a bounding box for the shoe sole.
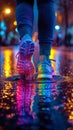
[37,74,53,79]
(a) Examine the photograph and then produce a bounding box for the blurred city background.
[0,0,73,46]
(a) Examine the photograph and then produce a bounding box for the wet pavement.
[0,45,73,130]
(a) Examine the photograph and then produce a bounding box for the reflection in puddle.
[16,80,36,125]
[1,47,18,78]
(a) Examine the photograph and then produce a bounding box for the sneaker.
[37,59,54,79]
[16,38,36,80]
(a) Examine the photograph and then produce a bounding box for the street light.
[4,8,11,15]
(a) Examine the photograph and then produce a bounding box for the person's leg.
[15,0,36,79]
[37,0,55,57]
[37,0,56,78]
[16,0,34,38]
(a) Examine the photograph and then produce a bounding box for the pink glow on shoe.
[16,40,36,79]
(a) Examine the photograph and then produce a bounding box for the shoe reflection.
[38,82,59,102]
[16,80,36,125]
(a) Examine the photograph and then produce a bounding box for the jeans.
[16,0,56,55]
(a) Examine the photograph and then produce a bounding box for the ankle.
[39,55,50,61]
[21,34,32,41]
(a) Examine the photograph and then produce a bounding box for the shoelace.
[37,59,56,66]
[50,59,56,62]
[16,41,34,59]
[32,59,56,79]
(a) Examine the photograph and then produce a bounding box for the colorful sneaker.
[37,59,54,79]
[16,38,36,80]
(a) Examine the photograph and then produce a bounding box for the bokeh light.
[13,21,17,26]
[4,8,11,15]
